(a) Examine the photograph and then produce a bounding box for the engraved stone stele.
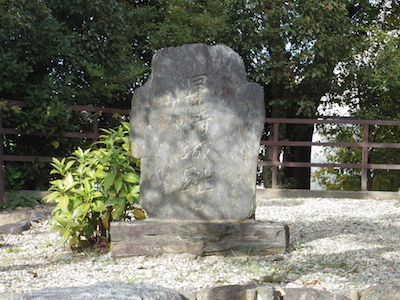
[111,44,289,258]
[130,43,265,220]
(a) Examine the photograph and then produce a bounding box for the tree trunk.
[282,123,314,189]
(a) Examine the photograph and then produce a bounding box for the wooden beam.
[110,219,289,258]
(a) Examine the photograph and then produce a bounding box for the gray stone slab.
[0,211,33,227]
[130,43,265,220]
[195,284,278,300]
[0,204,52,227]
[282,288,351,300]
[0,220,30,234]
[11,282,185,300]
[360,281,400,300]
[0,293,18,300]
[195,284,248,300]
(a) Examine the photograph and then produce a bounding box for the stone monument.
[111,44,289,257]
[130,43,265,220]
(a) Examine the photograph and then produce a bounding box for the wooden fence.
[0,100,130,204]
[2,101,400,203]
[260,118,400,191]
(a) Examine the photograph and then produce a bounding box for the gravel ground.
[1,197,400,297]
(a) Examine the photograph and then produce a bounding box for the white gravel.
[1,197,400,297]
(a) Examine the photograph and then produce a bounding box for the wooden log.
[110,219,289,258]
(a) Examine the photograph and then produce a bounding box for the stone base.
[110,219,289,258]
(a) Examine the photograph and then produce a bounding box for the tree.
[315,31,400,191]
[47,0,145,108]
[225,0,378,188]
[127,0,230,65]
[3,0,398,191]
[1,0,143,190]
[1,0,78,189]
[126,0,382,189]
[0,0,234,190]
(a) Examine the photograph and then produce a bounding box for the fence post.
[0,109,4,204]
[92,111,100,143]
[361,124,369,191]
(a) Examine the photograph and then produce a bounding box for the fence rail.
[2,103,400,203]
[260,118,400,191]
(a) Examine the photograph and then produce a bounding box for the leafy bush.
[44,122,144,249]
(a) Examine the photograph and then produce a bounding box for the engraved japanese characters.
[130,44,265,220]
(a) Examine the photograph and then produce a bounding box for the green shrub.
[44,122,144,250]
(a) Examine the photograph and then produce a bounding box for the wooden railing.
[260,118,400,191]
[0,100,130,203]
[2,104,400,203]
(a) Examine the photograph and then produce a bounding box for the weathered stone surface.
[193,286,353,300]
[195,284,279,300]
[0,205,51,227]
[176,288,197,300]
[256,286,281,300]
[130,43,265,220]
[0,220,30,234]
[110,220,289,257]
[11,282,185,300]
[0,209,49,234]
[360,281,400,300]
[1,294,17,300]
[12,282,400,300]
[282,288,351,300]
[0,211,33,227]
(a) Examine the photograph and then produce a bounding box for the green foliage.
[225,0,375,188]
[227,0,368,114]
[1,0,229,191]
[4,161,52,191]
[48,0,145,107]
[1,0,143,191]
[314,124,400,191]
[2,0,399,191]
[0,192,42,211]
[313,124,362,191]
[44,122,143,249]
[315,31,400,191]
[130,0,229,65]
[6,248,22,253]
